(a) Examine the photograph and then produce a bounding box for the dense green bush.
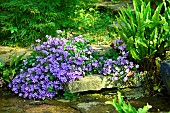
[0,0,76,46]
[0,0,114,47]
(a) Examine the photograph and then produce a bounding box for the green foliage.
[114,0,170,62]
[63,91,76,100]
[0,52,26,87]
[0,0,114,47]
[113,0,170,95]
[0,0,58,46]
[0,0,82,46]
[105,92,152,113]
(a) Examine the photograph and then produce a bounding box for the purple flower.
[136,64,139,68]
[35,39,41,43]
[75,35,85,42]
[110,77,118,81]
[92,61,99,67]
[113,39,123,45]
[35,46,41,51]
[118,44,126,51]
[9,35,139,100]
[125,68,130,73]
[56,30,62,33]
[123,76,128,82]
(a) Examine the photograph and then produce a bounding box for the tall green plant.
[114,0,170,62]
[113,0,170,94]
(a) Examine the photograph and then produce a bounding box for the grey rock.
[64,74,141,93]
[77,102,101,111]
[91,45,112,55]
[123,87,144,99]
[0,46,32,65]
[161,60,170,93]
[90,1,133,10]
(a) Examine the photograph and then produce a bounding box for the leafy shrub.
[9,31,139,99]
[0,0,87,46]
[113,0,170,94]
[0,0,114,46]
[0,0,58,46]
[105,91,152,113]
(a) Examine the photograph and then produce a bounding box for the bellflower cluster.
[90,39,139,82]
[9,31,139,100]
[9,34,95,100]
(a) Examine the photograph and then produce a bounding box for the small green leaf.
[50,75,54,81]
[153,86,158,91]
[137,103,152,113]
[117,92,124,106]
[135,37,148,48]
[8,26,18,33]
[10,54,17,67]
[15,52,26,66]
[129,48,141,60]
[152,3,163,23]
[4,78,10,83]
[3,70,9,77]
[11,69,16,77]
[0,61,4,68]
[133,0,140,13]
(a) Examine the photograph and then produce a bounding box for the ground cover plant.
[8,31,139,100]
[113,0,170,94]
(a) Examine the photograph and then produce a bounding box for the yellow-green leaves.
[152,3,163,24]
[137,103,152,113]
[130,47,141,60]
[105,92,152,113]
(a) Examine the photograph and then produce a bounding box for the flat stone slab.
[64,75,141,93]
[77,102,101,112]
[0,46,32,65]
